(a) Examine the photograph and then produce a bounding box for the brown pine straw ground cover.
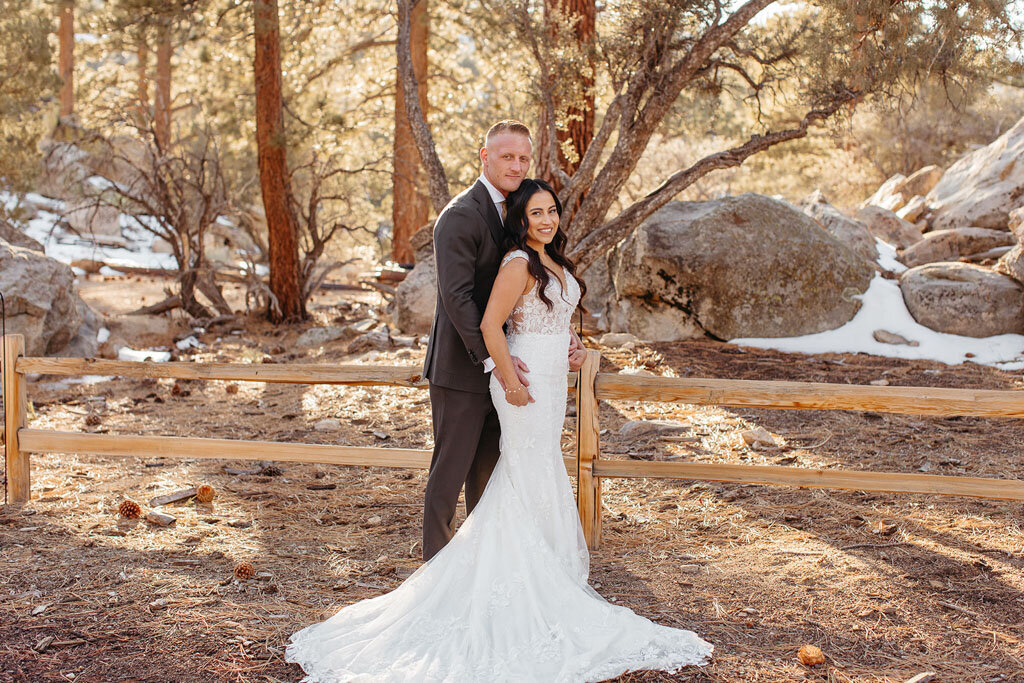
[2,279,1024,681]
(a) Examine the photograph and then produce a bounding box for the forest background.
[2,0,1023,322]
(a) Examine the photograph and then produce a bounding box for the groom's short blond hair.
[484,120,532,147]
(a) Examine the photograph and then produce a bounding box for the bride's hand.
[504,383,532,406]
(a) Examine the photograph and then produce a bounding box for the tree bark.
[392,0,429,265]
[154,19,172,150]
[136,34,150,123]
[253,0,305,322]
[540,0,598,189]
[58,1,74,117]
[396,0,449,213]
[564,0,774,250]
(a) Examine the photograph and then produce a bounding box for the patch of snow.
[117,347,171,362]
[175,335,201,350]
[97,328,111,344]
[731,274,1024,370]
[875,238,906,273]
[98,265,124,276]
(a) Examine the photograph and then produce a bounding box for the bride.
[286,178,712,681]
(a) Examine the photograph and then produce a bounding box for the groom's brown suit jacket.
[422,179,506,394]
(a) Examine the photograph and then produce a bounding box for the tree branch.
[568,93,856,269]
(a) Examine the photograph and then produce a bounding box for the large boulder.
[901,228,1016,268]
[900,262,1024,337]
[855,206,923,249]
[994,207,1024,283]
[926,115,1024,230]
[859,173,907,212]
[394,254,436,334]
[895,165,943,201]
[579,249,617,332]
[63,197,123,238]
[0,218,44,251]
[611,195,874,341]
[0,242,85,355]
[797,191,879,263]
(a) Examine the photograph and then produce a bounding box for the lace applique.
[500,249,580,339]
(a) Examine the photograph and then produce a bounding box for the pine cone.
[225,384,239,395]
[233,562,256,580]
[196,484,216,503]
[85,414,102,426]
[798,645,826,666]
[118,500,142,519]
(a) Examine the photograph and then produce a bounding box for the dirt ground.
[2,273,1023,682]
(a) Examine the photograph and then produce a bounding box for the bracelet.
[505,385,526,396]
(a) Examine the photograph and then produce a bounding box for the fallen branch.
[131,295,181,315]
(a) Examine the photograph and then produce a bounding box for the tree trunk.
[396,0,449,213]
[253,0,304,322]
[391,0,429,266]
[154,19,172,150]
[58,1,74,117]
[536,0,595,193]
[136,33,150,123]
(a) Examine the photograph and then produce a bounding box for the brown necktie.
[500,201,507,223]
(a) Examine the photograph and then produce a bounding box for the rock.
[393,253,436,334]
[872,330,919,347]
[409,221,435,262]
[740,427,775,448]
[0,217,43,251]
[895,195,927,224]
[997,208,1024,283]
[927,115,1024,230]
[314,419,341,432]
[618,420,690,439]
[1010,207,1024,238]
[580,250,616,332]
[599,332,640,348]
[59,296,103,358]
[347,329,391,354]
[0,242,84,355]
[855,206,922,249]
[900,228,1016,268]
[619,366,655,376]
[995,245,1024,283]
[860,173,907,212]
[900,262,1024,337]
[797,191,879,263]
[895,165,943,201]
[63,197,122,238]
[612,195,874,341]
[296,326,347,348]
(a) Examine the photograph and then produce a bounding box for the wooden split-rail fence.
[3,334,1024,548]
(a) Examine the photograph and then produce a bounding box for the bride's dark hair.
[502,178,587,312]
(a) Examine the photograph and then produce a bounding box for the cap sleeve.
[500,249,529,268]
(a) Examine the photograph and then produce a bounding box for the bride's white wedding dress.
[286,250,712,681]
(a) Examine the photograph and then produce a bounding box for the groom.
[421,120,584,561]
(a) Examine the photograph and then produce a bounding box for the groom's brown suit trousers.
[421,180,506,561]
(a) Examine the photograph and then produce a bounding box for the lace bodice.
[500,249,580,337]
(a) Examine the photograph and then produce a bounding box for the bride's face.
[524,190,559,250]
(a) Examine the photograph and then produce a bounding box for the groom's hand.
[568,329,585,371]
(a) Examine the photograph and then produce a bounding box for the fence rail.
[4,334,1024,550]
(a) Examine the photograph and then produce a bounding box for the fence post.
[576,349,602,549]
[3,335,29,503]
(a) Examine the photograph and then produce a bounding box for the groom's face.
[480,133,532,196]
